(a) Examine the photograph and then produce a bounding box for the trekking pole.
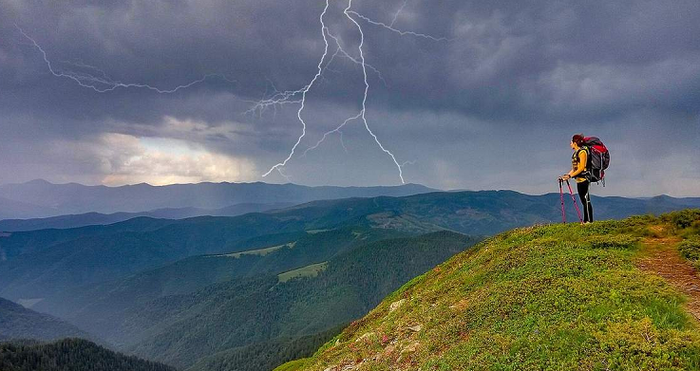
[565,179,583,224]
[558,179,566,223]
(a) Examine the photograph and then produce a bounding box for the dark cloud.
[0,0,699,195]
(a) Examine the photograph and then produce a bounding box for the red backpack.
[583,137,610,182]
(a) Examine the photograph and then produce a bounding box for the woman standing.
[560,134,593,223]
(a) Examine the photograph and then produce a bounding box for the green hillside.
[284,210,700,370]
[0,338,174,371]
[46,226,402,320]
[118,232,480,369]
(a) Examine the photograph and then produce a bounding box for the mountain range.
[2,188,700,370]
[4,189,698,303]
[0,179,435,219]
[0,203,294,232]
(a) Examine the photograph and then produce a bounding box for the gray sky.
[1,0,699,196]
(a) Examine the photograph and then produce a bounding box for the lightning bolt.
[17,0,447,185]
[326,31,388,88]
[16,24,234,93]
[348,11,450,42]
[262,0,449,183]
[390,0,410,27]
[343,0,405,183]
[260,0,332,179]
[339,130,349,153]
[302,113,361,157]
[245,28,387,118]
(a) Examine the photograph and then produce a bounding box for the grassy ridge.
[288,211,700,370]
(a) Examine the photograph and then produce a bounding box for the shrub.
[588,234,640,250]
[678,236,700,270]
[661,209,700,230]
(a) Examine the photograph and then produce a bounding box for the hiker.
[560,134,593,223]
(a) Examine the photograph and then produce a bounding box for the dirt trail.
[637,235,700,322]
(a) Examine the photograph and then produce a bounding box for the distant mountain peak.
[0,181,439,219]
[23,179,53,185]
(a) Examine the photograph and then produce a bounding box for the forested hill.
[0,338,175,371]
[115,232,481,370]
[0,297,90,342]
[283,210,700,370]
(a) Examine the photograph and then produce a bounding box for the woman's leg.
[577,181,592,222]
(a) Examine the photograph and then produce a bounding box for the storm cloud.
[1,0,699,196]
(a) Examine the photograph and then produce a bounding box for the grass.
[272,358,310,371]
[307,229,333,234]
[284,211,700,370]
[278,262,329,283]
[212,242,295,258]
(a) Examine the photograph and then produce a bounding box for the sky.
[1,0,699,196]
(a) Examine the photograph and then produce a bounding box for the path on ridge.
[637,233,700,322]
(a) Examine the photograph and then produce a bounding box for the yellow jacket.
[569,149,589,183]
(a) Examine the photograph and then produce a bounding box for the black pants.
[577,180,593,223]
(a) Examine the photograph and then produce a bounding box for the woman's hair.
[572,134,585,146]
